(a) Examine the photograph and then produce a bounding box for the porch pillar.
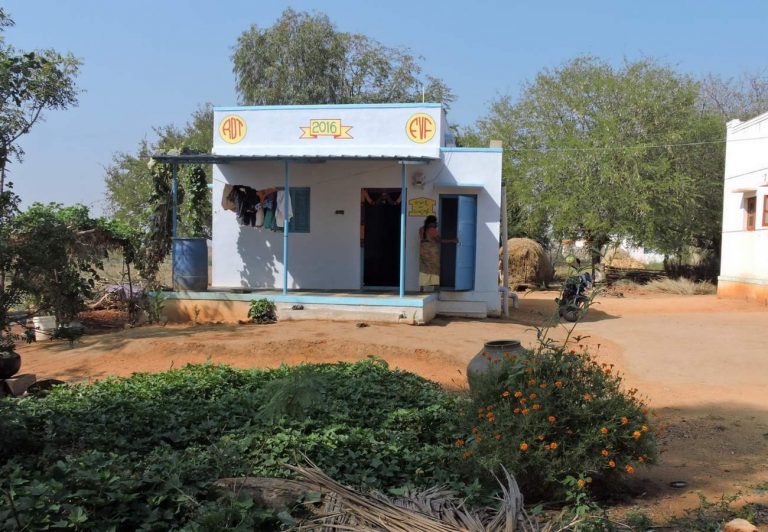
[283,160,290,295]
[171,163,178,238]
[399,163,407,298]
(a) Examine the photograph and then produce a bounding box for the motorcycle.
[556,260,593,322]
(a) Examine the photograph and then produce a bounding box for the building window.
[763,196,768,227]
[288,187,310,233]
[746,196,756,231]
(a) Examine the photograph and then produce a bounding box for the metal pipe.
[171,163,178,238]
[501,181,510,317]
[399,163,407,298]
[283,160,290,295]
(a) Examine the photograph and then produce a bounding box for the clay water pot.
[0,351,21,379]
[467,340,527,393]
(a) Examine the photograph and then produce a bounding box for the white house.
[159,103,504,323]
[718,111,768,303]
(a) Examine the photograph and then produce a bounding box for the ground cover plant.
[0,360,470,530]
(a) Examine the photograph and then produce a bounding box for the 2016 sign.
[300,119,353,139]
[218,115,247,144]
[406,113,436,143]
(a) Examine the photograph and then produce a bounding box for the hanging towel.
[255,206,265,228]
[221,184,236,212]
[276,190,294,228]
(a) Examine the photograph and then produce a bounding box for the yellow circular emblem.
[406,113,436,143]
[218,115,247,144]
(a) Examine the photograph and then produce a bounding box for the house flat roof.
[150,153,435,164]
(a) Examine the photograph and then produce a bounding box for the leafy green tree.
[474,57,723,272]
[232,8,453,106]
[104,105,213,238]
[0,8,80,193]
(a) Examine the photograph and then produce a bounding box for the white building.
[160,103,504,323]
[718,111,768,302]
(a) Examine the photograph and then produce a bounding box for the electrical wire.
[509,134,768,153]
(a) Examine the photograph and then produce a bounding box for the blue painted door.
[454,195,477,291]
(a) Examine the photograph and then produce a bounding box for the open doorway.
[439,194,477,291]
[361,188,401,288]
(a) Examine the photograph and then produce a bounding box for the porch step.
[435,299,488,318]
[276,304,422,324]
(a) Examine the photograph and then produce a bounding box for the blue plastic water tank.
[172,238,208,291]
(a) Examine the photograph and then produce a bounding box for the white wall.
[720,112,768,281]
[210,149,502,314]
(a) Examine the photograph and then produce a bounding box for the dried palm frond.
[286,460,536,532]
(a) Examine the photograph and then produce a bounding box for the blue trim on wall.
[214,102,443,112]
[440,147,503,153]
[162,291,435,308]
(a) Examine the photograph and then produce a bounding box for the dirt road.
[14,292,768,520]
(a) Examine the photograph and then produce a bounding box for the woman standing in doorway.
[419,215,449,291]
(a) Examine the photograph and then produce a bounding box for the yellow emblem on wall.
[300,119,353,139]
[218,115,247,144]
[408,197,436,217]
[406,113,436,143]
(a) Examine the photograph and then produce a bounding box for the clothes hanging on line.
[225,184,293,230]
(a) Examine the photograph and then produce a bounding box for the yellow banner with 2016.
[408,197,436,217]
[300,119,353,139]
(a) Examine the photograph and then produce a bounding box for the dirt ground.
[14,292,768,523]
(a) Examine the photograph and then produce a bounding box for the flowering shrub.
[460,343,656,500]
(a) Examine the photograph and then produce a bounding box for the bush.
[644,277,716,295]
[460,343,656,500]
[248,298,277,323]
[0,360,469,530]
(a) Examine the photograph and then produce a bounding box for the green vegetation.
[248,298,277,324]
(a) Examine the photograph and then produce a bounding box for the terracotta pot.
[467,340,527,393]
[0,351,21,379]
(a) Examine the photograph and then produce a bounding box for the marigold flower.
[520,398,527,404]
[600,427,608,434]
[638,456,646,463]
[519,442,529,451]
[601,449,609,457]
[501,390,510,398]
[577,479,586,488]
[463,450,473,459]
[583,393,593,401]
[532,404,541,410]
[529,392,537,399]
[608,460,616,468]
[548,415,556,423]
[539,383,547,389]
[514,391,523,398]
[554,381,563,388]
[521,408,530,415]
[513,408,521,414]
[528,379,536,386]
[455,439,465,447]
[632,431,642,440]
[641,425,649,432]
[625,465,635,474]
[549,442,558,450]
[486,413,496,422]
[621,417,629,425]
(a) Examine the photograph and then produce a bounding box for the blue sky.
[3,0,768,214]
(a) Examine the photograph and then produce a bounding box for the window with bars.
[746,196,756,231]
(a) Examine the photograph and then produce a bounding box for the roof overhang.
[150,154,435,164]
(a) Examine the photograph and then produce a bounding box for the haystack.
[499,238,551,289]
[603,248,646,269]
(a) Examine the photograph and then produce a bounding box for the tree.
[232,8,453,106]
[104,105,213,239]
[699,71,768,120]
[474,57,724,274]
[0,8,80,193]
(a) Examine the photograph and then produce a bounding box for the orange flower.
[514,391,523,398]
[486,413,496,422]
[625,465,635,474]
[532,404,541,410]
[537,434,545,441]
[632,431,642,440]
[608,460,616,468]
[621,417,629,425]
[463,450,473,459]
[520,398,527,405]
[455,439,465,447]
[520,442,529,451]
[577,479,586,488]
[600,427,608,434]
[529,392,537,399]
[525,367,534,374]
[601,449,609,457]
[583,393,593,401]
[539,383,547,389]
[638,456,646,463]
[549,442,558,450]
[521,408,530,415]
[554,380,563,388]
[548,415,556,423]
[527,379,536,386]
[641,425,649,432]
[495,433,502,441]
[501,390,510,398]
[513,408,521,414]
